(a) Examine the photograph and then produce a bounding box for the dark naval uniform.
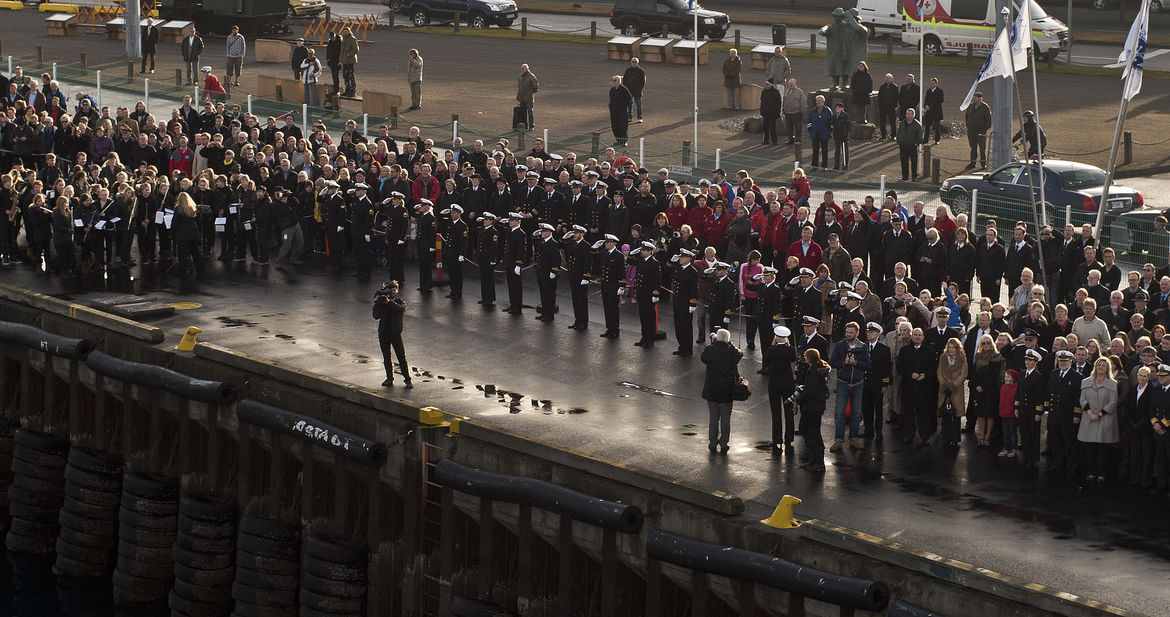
[671,261,699,355]
[533,234,562,320]
[598,244,625,337]
[386,200,409,282]
[321,191,348,272]
[564,236,592,329]
[632,251,661,346]
[1016,364,1048,466]
[1045,364,1084,473]
[863,338,892,440]
[476,221,500,305]
[444,216,469,299]
[709,273,738,334]
[503,222,528,313]
[416,208,437,291]
[351,195,376,279]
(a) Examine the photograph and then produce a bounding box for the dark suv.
[399,0,519,28]
[609,0,730,40]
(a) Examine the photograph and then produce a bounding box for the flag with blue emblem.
[1119,0,1149,100]
[959,3,1030,111]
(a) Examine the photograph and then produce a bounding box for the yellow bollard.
[418,406,445,425]
[760,494,802,529]
[175,326,201,351]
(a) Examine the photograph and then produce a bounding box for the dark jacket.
[608,85,633,115]
[850,70,873,106]
[793,365,831,415]
[701,341,743,403]
[373,296,405,336]
[760,85,782,119]
[829,338,871,385]
[180,34,204,62]
[877,82,899,110]
[765,343,797,395]
[622,65,646,97]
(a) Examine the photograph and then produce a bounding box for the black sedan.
[940,160,1144,226]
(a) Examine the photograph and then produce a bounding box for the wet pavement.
[3,259,1170,614]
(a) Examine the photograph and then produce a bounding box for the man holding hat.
[633,241,662,347]
[832,289,866,342]
[597,234,625,338]
[442,205,468,300]
[476,213,500,306]
[415,198,437,291]
[501,213,528,313]
[320,180,348,273]
[1046,349,1082,474]
[384,192,410,283]
[862,322,892,441]
[671,248,699,356]
[564,225,591,329]
[1016,348,1048,465]
[766,325,798,451]
[532,223,561,322]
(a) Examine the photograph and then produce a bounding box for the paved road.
[311,0,1170,71]
[3,242,1169,614]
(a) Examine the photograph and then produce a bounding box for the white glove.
[458,255,464,262]
[651,297,659,303]
[398,240,405,245]
[514,266,521,275]
[689,306,696,314]
[548,272,556,280]
[429,247,436,252]
[723,317,730,324]
[617,288,625,297]
[580,279,589,286]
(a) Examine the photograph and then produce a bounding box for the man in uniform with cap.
[924,306,962,357]
[564,225,592,329]
[751,267,783,368]
[1046,349,1083,474]
[350,183,375,280]
[793,268,822,324]
[594,234,625,338]
[862,322,892,441]
[415,198,437,291]
[795,316,830,380]
[538,178,567,229]
[1150,365,1170,496]
[321,180,348,273]
[766,325,798,450]
[442,205,468,300]
[385,192,409,283]
[476,213,500,306]
[1011,328,1049,374]
[566,181,591,232]
[1016,348,1048,465]
[671,248,699,356]
[533,223,561,321]
[708,261,737,335]
[503,213,528,313]
[633,241,662,347]
[832,289,866,342]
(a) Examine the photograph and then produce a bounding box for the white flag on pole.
[959,3,1030,111]
[1119,0,1149,100]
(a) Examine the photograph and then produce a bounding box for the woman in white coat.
[1079,357,1119,483]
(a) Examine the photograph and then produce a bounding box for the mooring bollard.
[175,68,182,85]
[887,39,893,58]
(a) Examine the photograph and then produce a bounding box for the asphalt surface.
[3,249,1169,614]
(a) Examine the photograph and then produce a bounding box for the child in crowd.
[999,369,1019,458]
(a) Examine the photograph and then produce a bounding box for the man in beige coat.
[407,49,424,110]
[516,64,539,129]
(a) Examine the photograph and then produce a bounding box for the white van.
[901,0,1068,60]
[856,0,903,36]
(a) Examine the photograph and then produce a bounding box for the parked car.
[399,0,518,28]
[940,159,1144,225]
[289,0,327,17]
[609,0,730,40]
[1111,205,1169,264]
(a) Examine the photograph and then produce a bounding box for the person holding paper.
[51,195,76,279]
[111,184,136,268]
[173,192,206,276]
[134,183,156,265]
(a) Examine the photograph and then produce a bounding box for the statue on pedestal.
[821,7,869,90]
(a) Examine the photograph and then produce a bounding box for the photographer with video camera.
[373,280,413,388]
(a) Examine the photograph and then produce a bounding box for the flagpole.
[693,6,699,162]
[1094,72,1133,237]
[1004,5,1048,285]
[1029,48,1048,225]
[917,0,926,175]
[1094,0,1147,236]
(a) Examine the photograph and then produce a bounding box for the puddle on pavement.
[216,316,257,327]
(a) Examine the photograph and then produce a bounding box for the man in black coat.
[180,27,205,86]
[671,248,699,356]
[975,226,1006,302]
[880,216,913,278]
[596,234,625,338]
[862,322,893,441]
[914,228,948,296]
[291,38,310,80]
[792,268,822,324]
[701,328,743,454]
[795,316,829,375]
[373,280,412,388]
[1004,225,1036,292]
[877,72,899,140]
[632,241,662,347]
[415,199,437,290]
[1016,349,1048,466]
[760,79,783,145]
[1046,351,1083,475]
[843,216,872,271]
[141,17,160,74]
[897,73,919,119]
[897,327,935,444]
[503,213,527,314]
[532,224,561,321]
[476,212,499,306]
[442,205,469,299]
[752,267,783,365]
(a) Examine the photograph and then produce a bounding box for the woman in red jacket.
[664,193,689,229]
[688,193,713,244]
[705,199,731,257]
[789,167,811,208]
[933,204,958,244]
[200,66,226,102]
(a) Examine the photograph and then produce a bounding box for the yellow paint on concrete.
[167,302,203,310]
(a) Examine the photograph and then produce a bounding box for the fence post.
[734,29,740,49]
[967,43,973,64]
[452,119,458,142]
[661,24,668,38]
[970,189,979,228]
[81,52,87,69]
[302,103,309,137]
[714,148,721,171]
[591,21,596,40]
[922,145,931,175]
[127,61,134,78]
[37,46,43,62]
[794,142,802,164]
[247,94,252,115]
[682,140,691,166]
[391,106,398,129]
[880,174,886,198]
[274,84,284,101]
[388,10,395,28]
[517,129,526,150]
[175,68,182,86]
[887,39,893,58]
[454,12,460,32]
[591,132,600,158]
[543,128,549,150]
[52,62,57,81]
[932,158,940,184]
[144,78,149,112]
[7,56,11,75]
[638,137,644,168]
[521,16,527,37]
[1124,131,1133,164]
[96,70,101,108]
[1065,204,1071,227]
[810,33,816,54]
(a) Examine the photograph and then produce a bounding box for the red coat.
[411,175,440,205]
[705,212,731,247]
[688,206,712,241]
[789,176,811,203]
[813,202,842,227]
[761,213,785,252]
[786,239,824,270]
[934,215,958,243]
[664,205,689,229]
[203,73,225,97]
[747,204,767,235]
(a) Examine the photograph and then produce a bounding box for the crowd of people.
[0,66,1166,490]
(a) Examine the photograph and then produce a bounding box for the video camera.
[373,281,397,302]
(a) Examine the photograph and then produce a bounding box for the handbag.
[732,373,752,401]
[938,389,955,417]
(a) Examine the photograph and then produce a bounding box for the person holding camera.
[792,347,831,472]
[373,280,412,388]
[701,328,743,454]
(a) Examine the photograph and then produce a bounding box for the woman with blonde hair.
[937,337,968,448]
[172,192,205,276]
[1079,357,1119,482]
[969,334,1002,448]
